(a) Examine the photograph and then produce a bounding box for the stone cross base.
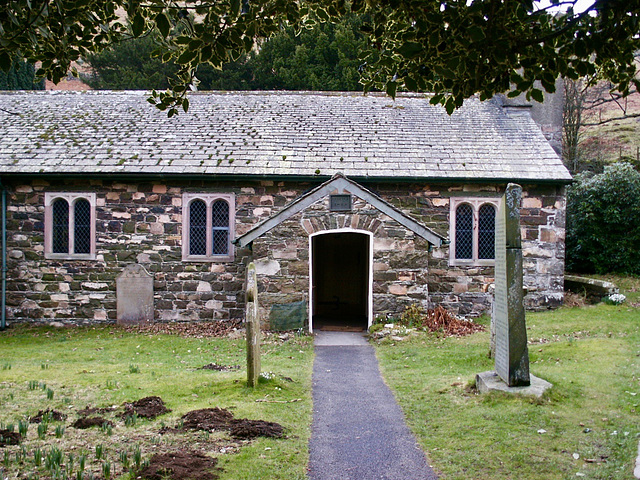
[476,371,552,399]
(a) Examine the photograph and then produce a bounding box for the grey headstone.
[269,301,307,331]
[493,184,530,387]
[116,264,154,325]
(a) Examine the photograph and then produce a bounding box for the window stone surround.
[44,192,96,261]
[181,193,235,262]
[449,196,500,267]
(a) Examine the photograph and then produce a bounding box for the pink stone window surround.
[44,192,97,260]
[449,197,499,267]
[182,193,235,262]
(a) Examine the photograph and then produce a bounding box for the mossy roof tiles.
[0,90,571,183]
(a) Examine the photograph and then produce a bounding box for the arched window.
[212,200,230,255]
[52,198,69,254]
[182,194,235,262]
[455,203,473,260]
[74,198,92,254]
[189,199,207,256]
[478,203,496,260]
[450,197,499,265]
[45,193,96,259]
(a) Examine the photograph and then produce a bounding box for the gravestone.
[116,264,154,325]
[245,263,261,387]
[477,184,551,396]
[492,183,530,386]
[477,183,556,396]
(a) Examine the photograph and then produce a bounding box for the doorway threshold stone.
[314,331,369,346]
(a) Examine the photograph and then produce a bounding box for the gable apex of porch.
[234,173,445,248]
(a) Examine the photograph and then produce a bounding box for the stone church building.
[0,91,571,330]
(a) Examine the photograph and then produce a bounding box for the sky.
[534,0,596,14]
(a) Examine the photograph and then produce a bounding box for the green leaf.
[132,13,145,37]
[315,8,329,22]
[430,94,444,105]
[404,75,417,91]
[200,45,213,62]
[177,48,199,65]
[0,52,12,72]
[445,97,456,115]
[397,42,423,59]
[386,81,397,98]
[230,0,241,17]
[434,66,455,79]
[530,88,544,103]
[155,13,170,38]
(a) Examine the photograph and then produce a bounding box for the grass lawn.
[1,275,638,479]
[0,327,314,480]
[375,277,640,480]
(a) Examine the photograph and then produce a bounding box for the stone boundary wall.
[3,177,565,325]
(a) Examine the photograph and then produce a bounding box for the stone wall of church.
[3,176,566,326]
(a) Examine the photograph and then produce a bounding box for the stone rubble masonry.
[4,178,566,325]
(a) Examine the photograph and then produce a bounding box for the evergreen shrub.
[566,162,640,275]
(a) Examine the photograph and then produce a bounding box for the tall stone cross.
[493,183,530,387]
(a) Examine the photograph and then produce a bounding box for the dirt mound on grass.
[72,417,114,429]
[122,396,171,419]
[175,408,283,439]
[0,429,21,446]
[181,408,235,432]
[30,409,67,423]
[138,451,219,480]
[229,419,283,439]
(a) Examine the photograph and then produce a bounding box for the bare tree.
[563,55,640,174]
[562,77,587,173]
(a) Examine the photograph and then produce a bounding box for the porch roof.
[234,173,446,248]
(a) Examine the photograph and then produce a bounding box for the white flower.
[606,293,626,305]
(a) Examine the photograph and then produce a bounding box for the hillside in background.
[580,90,640,171]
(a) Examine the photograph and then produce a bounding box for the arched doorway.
[310,230,372,332]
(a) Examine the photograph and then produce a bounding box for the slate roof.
[0,90,571,183]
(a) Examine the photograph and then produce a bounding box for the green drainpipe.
[1,179,5,330]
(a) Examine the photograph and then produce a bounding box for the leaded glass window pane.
[478,204,496,259]
[455,203,473,259]
[212,200,229,255]
[74,199,91,254]
[52,199,69,254]
[189,200,207,256]
[212,229,229,255]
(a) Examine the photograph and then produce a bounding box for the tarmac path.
[308,332,439,480]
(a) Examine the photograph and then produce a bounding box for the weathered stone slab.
[116,264,153,325]
[245,263,260,388]
[269,301,307,331]
[476,371,552,398]
[565,275,618,297]
[493,184,530,386]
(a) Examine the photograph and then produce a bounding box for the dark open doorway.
[311,232,370,331]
